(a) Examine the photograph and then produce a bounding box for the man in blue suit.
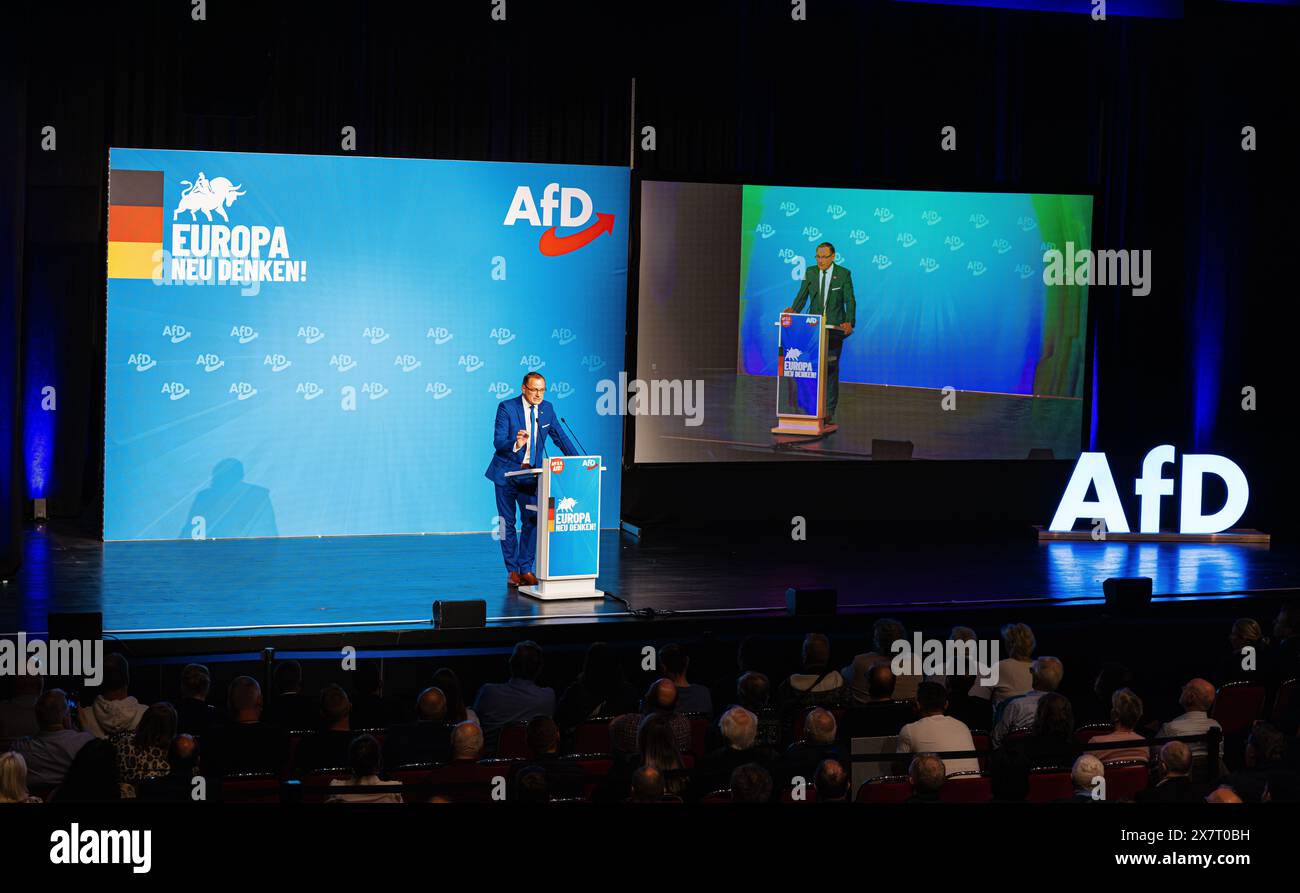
[484,371,578,588]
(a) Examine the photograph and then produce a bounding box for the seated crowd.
[1,603,1299,805]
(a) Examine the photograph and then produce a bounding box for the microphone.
[560,417,589,454]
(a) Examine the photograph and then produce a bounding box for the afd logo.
[849,229,869,245]
[1018,215,1039,232]
[425,382,453,399]
[552,328,577,346]
[581,355,606,372]
[460,354,484,373]
[826,204,847,221]
[491,327,517,346]
[969,213,990,229]
[872,254,892,270]
[488,381,515,399]
[394,354,421,373]
[921,210,943,226]
[426,326,454,345]
[1050,446,1249,535]
[967,261,987,277]
[1015,263,1036,280]
[129,353,157,372]
[503,183,615,257]
[919,257,940,273]
[330,354,357,373]
[779,200,799,217]
[519,354,545,371]
[802,226,822,242]
[160,382,189,401]
[1040,240,1057,253]
[896,233,917,249]
[581,457,599,470]
[550,381,575,400]
[230,325,259,344]
[363,326,390,345]
[361,382,388,400]
[754,223,776,239]
[297,382,325,400]
[945,236,965,252]
[162,324,192,343]
[874,207,895,223]
[992,238,1013,255]
[263,353,292,372]
[297,325,326,344]
[195,353,225,373]
[229,382,257,401]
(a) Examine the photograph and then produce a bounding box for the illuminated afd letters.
[1049,446,1249,535]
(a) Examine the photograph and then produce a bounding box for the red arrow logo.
[538,212,615,256]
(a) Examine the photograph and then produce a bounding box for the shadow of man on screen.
[180,458,278,539]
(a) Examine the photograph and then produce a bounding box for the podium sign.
[519,454,605,600]
[772,313,837,435]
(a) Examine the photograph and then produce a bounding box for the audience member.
[730,762,772,803]
[972,623,1035,705]
[628,765,667,803]
[905,753,945,803]
[8,689,94,788]
[1136,741,1206,803]
[1012,692,1080,769]
[814,758,850,802]
[202,676,288,777]
[608,678,692,755]
[843,618,921,702]
[49,737,122,802]
[450,721,484,762]
[777,633,845,715]
[383,686,452,767]
[555,642,637,732]
[111,701,176,788]
[431,667,480,726]
[659,644,712,716]
[264,660,317,731]
[1058,753,1104,803]
[472,641,556,751]
[78,654,148,739]
[0,752,41,802]
[293,684,355,773]
[0,672,42,739]
[692,706,775,799]
[774,706,842,792]
[897,681,979,774]
[175,663,222,739]
[1222,722,1296,804]
[1154,678,1221,760]
[991,656,1064,747]
[1086,688,1149,764]
[326,733,402,803]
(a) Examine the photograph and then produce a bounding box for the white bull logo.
[173,172,246,222]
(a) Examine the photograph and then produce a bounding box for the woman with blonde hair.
[973,622,1036,707]
[0,752,43,803]
[1087,688,1149,764]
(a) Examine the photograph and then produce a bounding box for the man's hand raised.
[515,428,529,450]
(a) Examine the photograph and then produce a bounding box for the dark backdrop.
[2,0,1297,568]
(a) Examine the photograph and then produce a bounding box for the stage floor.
[3,524,1298,641]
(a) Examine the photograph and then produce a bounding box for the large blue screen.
[105,148,627,540]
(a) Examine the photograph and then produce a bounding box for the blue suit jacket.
[484,397,578,486]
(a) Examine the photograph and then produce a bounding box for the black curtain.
[0,52,26,576]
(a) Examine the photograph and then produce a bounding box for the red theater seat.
[1270,678,1296,726]
[938,772,992,803]
[856,775,913,804]
[1026,770,1073,803]
[686,713,710,758]
[1075,723,1113,744]
[220,773,281,804]
[1103,760,1151,801]
[574,717,614,754]
[496,721,531,759]
[1212,682,1266,736]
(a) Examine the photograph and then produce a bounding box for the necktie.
[523,404,532,465]
[819,269,828,311]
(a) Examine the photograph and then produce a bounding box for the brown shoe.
[519,571,539,586]
[507,572,521,588]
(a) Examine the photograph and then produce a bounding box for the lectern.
[771,312,839,435]
[504,454,606,600]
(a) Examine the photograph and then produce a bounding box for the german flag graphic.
[547,497,556,533]
[107,170,164,279]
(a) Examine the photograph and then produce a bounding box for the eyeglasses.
[524,386,546,394]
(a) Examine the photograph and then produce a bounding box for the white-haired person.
[691,706,774,800]
[1060,753,1106,803]
[1087,688,1149,764]
[971,623,1036,707]
[0,752,42,803]
[1154,678,1221,761]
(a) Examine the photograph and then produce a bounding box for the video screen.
[633,180,1093,461]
